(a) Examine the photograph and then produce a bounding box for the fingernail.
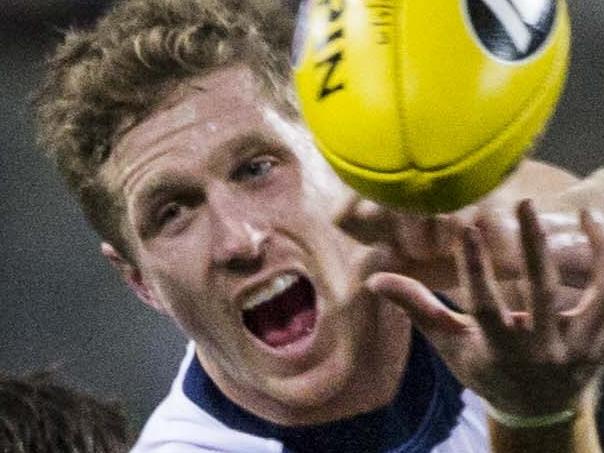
[365,274,381,294]
[355,199,383,220]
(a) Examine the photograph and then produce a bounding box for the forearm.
[536,166,604,212]
[479,161,604,212]
[489,386,601,453]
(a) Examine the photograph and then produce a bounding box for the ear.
[101,242,167,314]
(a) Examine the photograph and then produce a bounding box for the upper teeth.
[242,274,299,311]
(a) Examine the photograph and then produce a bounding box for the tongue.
[244,280,316,348]
[259,308,316,347]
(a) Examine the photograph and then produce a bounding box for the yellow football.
[293,0,571,213]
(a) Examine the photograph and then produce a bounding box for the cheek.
[152,266,203,311]
[140,244,212,325]
[151,268,227,341]
[139,212,213,282]
[154,273,243,361]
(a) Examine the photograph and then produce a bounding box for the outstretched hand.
[366,200,604,417]
[336,197,595,294]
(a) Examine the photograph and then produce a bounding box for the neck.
[332,301,413,419]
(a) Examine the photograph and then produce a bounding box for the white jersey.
[132,332,490,453]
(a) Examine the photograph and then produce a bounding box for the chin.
[262,335,359,411]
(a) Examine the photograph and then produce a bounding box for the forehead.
[101,65,286,191]
[115,66,261,163]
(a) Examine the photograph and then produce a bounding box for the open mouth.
[242,274,317,348]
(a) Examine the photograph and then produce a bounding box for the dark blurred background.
[1,0,602,435]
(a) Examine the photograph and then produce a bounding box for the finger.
[517,199,560,335]
[352,244,400,283]
[545,211,592,289]
[475,207,592,288]
[581,209,604,286]
[459,225,513,329]
[366,272,468,335]
[391,213,442,261]
[434,213,466,252]
[561,210,604,319]
[334,195,393,245]
[558,285,603,365]
[474,209,522,280]
[561,285,603,321]
[508,311,533,332]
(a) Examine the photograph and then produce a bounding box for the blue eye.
[156,202,182,226]
[234,157,276,181]
[248,160,272,177]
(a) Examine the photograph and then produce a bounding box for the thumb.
[366,272,467,335]
[334,195,394,245]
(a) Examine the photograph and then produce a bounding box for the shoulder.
[131,342,283,453]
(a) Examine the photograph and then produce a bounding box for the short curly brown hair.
[35,0,295,260]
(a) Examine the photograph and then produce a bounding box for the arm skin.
[337,160,604,453]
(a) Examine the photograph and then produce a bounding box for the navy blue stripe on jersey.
[183,326,466,453]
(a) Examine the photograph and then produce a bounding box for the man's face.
[103,64,376,414]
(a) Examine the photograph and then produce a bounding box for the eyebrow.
[132,175,195,214]
[132,133,287,210]
[214,132,285,162]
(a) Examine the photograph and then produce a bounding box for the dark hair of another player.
[0,372,131,453]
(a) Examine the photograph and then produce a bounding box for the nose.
[210,208,268,272]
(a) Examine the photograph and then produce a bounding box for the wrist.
[484,401,576,429]
[483,381,599,430]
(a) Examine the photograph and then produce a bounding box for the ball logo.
[466,0,557,61]
[312,0,346,101]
